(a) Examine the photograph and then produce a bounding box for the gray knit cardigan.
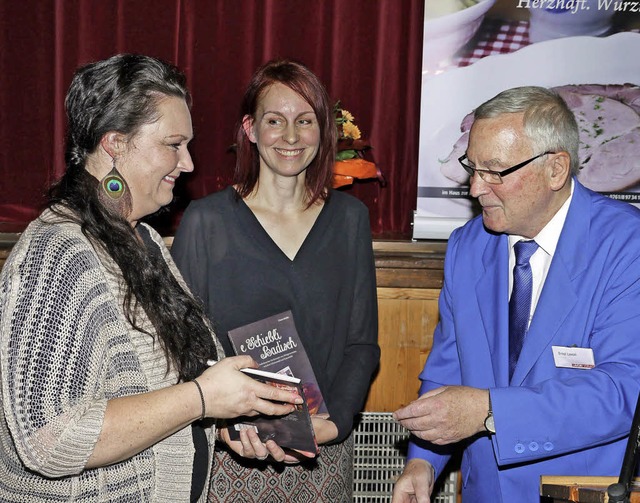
[0,210,222,502]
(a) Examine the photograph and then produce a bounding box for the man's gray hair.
[474,86,580,175]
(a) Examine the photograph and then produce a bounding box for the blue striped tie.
[509,240,538,380]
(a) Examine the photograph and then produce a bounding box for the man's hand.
[393,386,489,444]
[392,458,435,503]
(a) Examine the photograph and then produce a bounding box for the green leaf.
[336,150,357,161]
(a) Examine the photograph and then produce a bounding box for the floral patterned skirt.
[207,433,354,503]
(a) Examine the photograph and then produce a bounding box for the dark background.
[0,0,424,238]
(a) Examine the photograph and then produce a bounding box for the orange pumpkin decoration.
[332,158,380,188]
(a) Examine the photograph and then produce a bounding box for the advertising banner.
[414,0,640,239]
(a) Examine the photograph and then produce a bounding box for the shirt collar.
[509,178,574,257]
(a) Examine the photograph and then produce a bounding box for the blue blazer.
[408,180,640,502]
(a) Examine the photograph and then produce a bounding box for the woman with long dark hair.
[0,54,301,503]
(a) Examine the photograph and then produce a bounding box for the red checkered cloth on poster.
[454,19,530,67]
[451,19,640,69]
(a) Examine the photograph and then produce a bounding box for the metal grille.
[353,412,458,503]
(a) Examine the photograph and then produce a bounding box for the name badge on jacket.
[552,346,595,369]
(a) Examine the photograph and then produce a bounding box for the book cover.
[227,367,318,455]
[228,310,328,415]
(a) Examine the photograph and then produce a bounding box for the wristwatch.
[484,391,495,434]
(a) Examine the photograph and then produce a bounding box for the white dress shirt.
[508,179,574,327]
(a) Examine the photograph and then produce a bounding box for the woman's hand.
[311,414,338,445]
[218,426,308,464]
[197,355,303,419]
[85,355,300,470]
[218,426,288,462]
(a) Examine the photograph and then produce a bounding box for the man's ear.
[242,115,256,143]
[100,132,127,159]
[549,151,571,191]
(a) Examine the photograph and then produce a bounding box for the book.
[227,310,327,415]
[227,367,318,455]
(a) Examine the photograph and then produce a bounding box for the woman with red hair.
[172,59,380,502]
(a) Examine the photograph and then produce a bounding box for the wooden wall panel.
[364,287,441,412]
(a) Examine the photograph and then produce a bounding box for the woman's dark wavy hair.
[234,59,337,206]
[48,53,217,382]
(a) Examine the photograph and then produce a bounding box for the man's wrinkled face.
[467,113,556,238]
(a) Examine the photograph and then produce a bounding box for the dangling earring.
[98,158,132,217]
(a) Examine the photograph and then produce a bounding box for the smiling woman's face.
[243,82,320,180]
[117,96,194,224]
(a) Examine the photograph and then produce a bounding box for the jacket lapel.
[511,180,590,385]
[477,233,510,386]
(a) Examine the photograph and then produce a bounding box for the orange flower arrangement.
[333,101,383,188]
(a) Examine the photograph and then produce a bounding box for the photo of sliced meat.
[439,119,472,184]
[439,83,640,192]
[556,84,640,192]
[439,129,470,184]
[579,127,640,192]
[555,84,640,115]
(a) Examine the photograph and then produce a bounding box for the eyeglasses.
[458,151,555,184]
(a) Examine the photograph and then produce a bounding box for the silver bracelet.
[193,379,206,421]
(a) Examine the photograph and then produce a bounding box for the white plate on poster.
[415,31,640,234]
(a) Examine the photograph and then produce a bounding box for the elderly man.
[393,86,640,502]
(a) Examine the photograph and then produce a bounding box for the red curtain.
[0,0,424,238]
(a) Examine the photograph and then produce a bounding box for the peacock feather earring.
[98,157,133,217]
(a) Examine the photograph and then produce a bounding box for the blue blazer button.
[543,442,554,451]
[528,442,539,451]
[515,443,525,453]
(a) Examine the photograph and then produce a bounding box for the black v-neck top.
[171,186,380,441]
